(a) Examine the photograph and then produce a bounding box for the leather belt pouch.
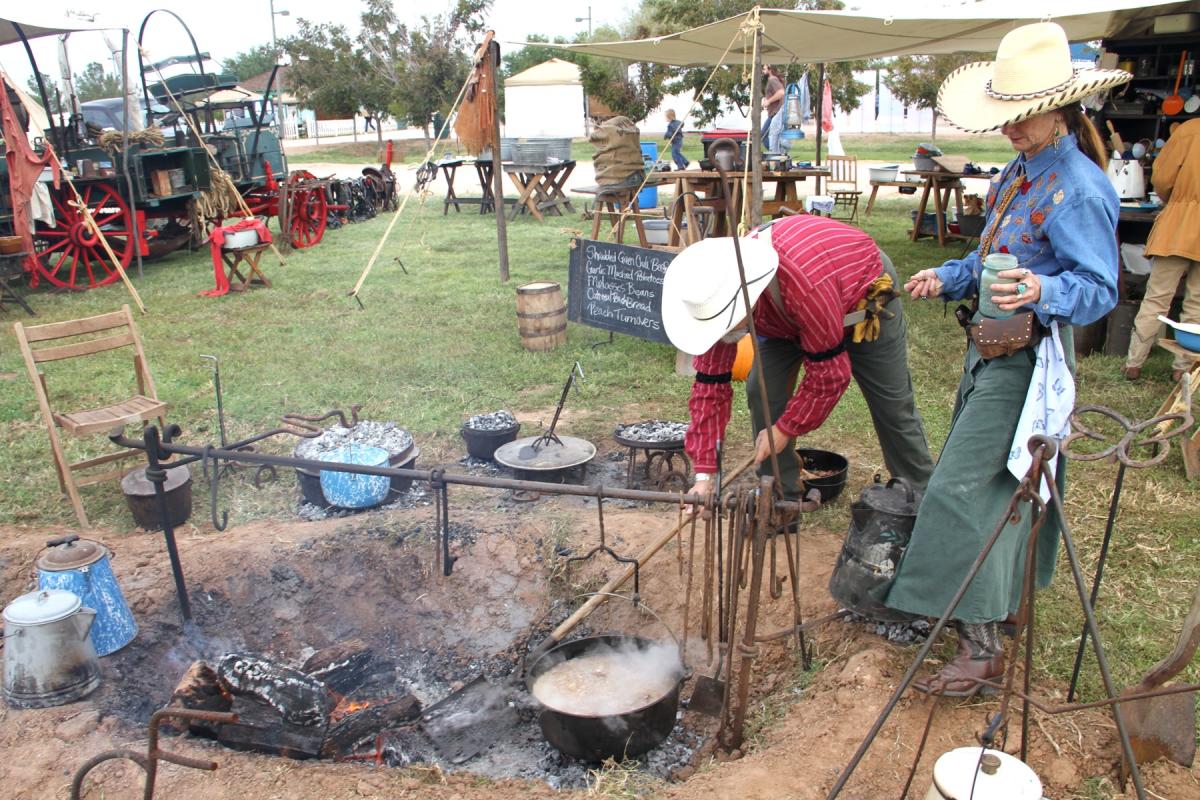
[968,311,1041,359]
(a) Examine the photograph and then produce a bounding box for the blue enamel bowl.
[318,445,391,509]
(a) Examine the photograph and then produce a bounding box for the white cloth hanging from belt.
[1007,322,1074,500]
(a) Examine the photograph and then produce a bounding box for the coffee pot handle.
[885,476,916,505]
[74,606,97,641]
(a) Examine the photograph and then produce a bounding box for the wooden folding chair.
[826,155,863,226]
[13,305,167,527]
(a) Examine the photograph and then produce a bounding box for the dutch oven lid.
[494,436,596,470]
[120,464,191,498]
[37,535,107,571]
[856,475,922,516]
[932,747,1042,800]
[3,588,82,625]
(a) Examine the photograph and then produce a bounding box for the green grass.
[284,140,427,165]
[1,192,1197,703]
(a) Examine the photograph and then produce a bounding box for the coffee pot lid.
[932,747,1042,800]
[36,535,107,571]
[3,589,82,625]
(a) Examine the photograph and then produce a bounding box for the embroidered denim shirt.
[933,133,1119,327]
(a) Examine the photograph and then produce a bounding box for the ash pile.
[294,421,414,460]
[463,410,517,432]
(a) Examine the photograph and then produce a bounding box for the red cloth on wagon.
[0,77,61,283]
[202,218,273,297]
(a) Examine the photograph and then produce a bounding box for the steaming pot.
[3,589,100,708]
[923,747,1042,800]
[37,535,137,656]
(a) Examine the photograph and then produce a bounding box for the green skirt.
[881,332,1070,623]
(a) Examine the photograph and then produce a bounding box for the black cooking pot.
[121,465,193,530]
[525,634,682,762]
[797,448,849,504]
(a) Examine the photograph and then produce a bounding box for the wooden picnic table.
[904,169,993,247]
[503,161,576,222]
[666,167,831,248]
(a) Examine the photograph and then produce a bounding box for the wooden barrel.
[516,281,567,352]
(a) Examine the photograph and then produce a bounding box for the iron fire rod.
[112,425,806,623]
[111,425,809,510]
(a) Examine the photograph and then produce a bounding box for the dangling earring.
[1052,126,1063,152]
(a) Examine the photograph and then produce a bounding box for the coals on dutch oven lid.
[464,410,518,432]
[294,421,414,460]
[615,420,689,444]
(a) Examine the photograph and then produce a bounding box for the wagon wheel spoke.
[31,183,133,289]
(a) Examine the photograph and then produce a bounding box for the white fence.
[281,115,402,141]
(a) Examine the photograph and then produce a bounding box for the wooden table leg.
[545,163,576,215]
[682,186,698,245]
[442,164,461,215]
[911,180,932,241]
[475,163,494,214]
[507,172,544,222]
[865,184,881,216]
[933,180,949,246]
[245,251,271,288]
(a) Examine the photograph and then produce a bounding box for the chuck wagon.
[0,12,327,292]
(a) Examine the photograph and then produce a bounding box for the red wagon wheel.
[32,182,134,289]
[288,170,327,249]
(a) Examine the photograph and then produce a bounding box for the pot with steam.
[526,634,684,761]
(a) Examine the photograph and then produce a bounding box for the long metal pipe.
[111,427,800,508]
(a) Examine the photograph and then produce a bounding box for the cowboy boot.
[913,621,1005,698]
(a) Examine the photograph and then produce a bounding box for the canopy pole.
[488,40,509,282]
[815,63,825,194]
[749,27,764,230]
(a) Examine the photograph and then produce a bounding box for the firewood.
[217,696,326,759]
[160,661,232,737]
[301,639,375,696]
[217,653,333,728]
[321,694,422,758]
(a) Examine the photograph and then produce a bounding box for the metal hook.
[203,445,228,532]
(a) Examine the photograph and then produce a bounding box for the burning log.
[160,661,232,737]
[301,639,375,696]
[218,695,327,759]
[321,694,422,758]
[217,653,333,728]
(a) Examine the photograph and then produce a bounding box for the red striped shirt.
[685,215,883,473]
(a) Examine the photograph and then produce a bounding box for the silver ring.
[1016,282,1028,295]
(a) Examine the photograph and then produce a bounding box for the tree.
[882,53,982,137]
[73,62,122,103]
[222,44,279,82]
[355,0,492,148]
[25,73,64,115]
[283,21,366,119]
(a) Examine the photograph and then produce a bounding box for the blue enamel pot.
[318,445,391,509]
[36,536,137,657]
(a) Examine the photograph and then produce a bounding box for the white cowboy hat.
[937,22,1131,133]
[661,236,778,356]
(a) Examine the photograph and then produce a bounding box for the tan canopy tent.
[543,1,1194,66]
[536,0,1194,225]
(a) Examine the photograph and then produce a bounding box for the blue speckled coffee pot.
[36,535,137,656]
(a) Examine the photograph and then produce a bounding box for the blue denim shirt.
[933,133,1119,327]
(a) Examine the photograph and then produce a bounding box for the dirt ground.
[1,444,1198,800]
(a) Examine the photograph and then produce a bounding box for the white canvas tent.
[503,58,587,139]
[542,1,1194,66]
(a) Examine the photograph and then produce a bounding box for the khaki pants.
[1126,254,1200,371]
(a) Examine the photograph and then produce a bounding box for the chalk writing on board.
[567,238,676,344]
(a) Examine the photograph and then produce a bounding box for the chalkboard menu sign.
[567,238,676,344]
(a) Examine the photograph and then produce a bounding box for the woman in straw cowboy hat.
[885,22,1129,696]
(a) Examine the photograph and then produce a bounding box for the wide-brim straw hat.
[661,236,778,356]
[937,22,1131,133]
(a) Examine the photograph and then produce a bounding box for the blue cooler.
[37,536,137,656]
[638,142,658,209]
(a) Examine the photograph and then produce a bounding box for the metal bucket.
[37,536,137,656]
[526,634,683,762]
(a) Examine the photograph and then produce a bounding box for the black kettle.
[828,475,922,622]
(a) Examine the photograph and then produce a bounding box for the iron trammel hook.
[203,445,229,532]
